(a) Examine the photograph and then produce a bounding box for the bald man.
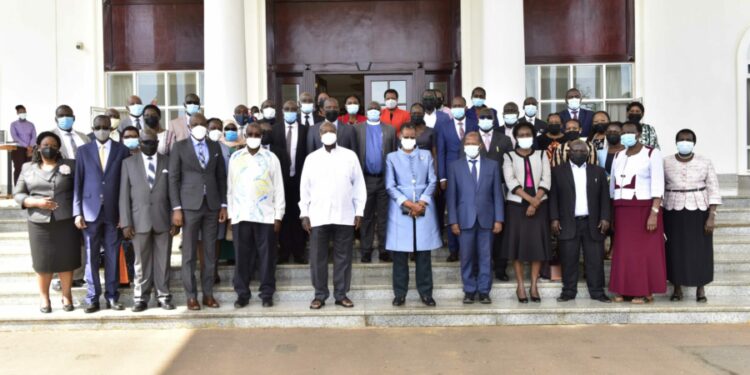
[119,95,145,132]
[306,97,358,153]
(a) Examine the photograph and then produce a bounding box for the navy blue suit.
[558,108,594,137]
[73,140,130,305]
[446,157,504,295]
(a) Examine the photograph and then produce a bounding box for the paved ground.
[2,325,750,374]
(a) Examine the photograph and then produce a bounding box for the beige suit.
[169,116,191,142]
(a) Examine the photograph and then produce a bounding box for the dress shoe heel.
[516,289,528,304]
[40,299,52,314]
[530,287,541,303]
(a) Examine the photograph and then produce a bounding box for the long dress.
[663,154,721,286]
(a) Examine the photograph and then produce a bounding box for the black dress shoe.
[157,301,176,310]
[593,295,612,303]
[118,283,130,289]
[40,300,52,314]
[378,251,392,262]
[262,298,274,308]
[71,279,86,288]
[132,302,148,312]
[495,272,510,282]
[392,296,406,306]
[446,253,459,262]
[62,301,74,312]
[277,258,290,265]
[479,294,492,304]
[107,300,125,310]
[463,293,476,304]
[84,303,100,314]
[420,295,437,307]
[557,295,575,302]
[234,299,249,308]
[360,252,372,263]
[293,259,308,265]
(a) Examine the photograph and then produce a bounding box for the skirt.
[502,201,551,262]
[664,209,713,286]
[608,200,667,296]
[28,218,81,273]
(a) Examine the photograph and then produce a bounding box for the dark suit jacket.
[558,108,594,137]
[119,153,172,233]
[478,129,514,184]
[446,157,504,230]
[466,106,500,128]
[548,163,611,241]
[436,116,479,180]
[73,140,131,223]
[520,117,548,135]
[353,122,397,174]
[306,121,359,154]
[168,138,227,211]
[270,120,308,179]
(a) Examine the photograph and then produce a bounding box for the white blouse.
[610,146,664,201]
[663,154,722,211]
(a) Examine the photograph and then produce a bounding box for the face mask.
[471,98,485,107]
[436,98,444,109]
[621,133,637,148]
[345,104,359,115]
[464,145,480,159]
[191,125,207,140]
[261,133,272,146]
[401,138,417,151]
[19,113,27,121]
[411,114,425,125]
[144,116,160,128]
[567,98,581,110]
[284,111,298,124]
[300,102,314,114]
[566,131,581,141]
[676,141,695,155]
[366,109,380,122]
[593,124,607,133]
[606,134,621,145]
[385,99,398,109]
[547,124,562,135]
[208,129,222,142]
[524,105,537,118]
[317,98,327,110]
[234,114,248,125]
[517,137,534,149]
[478,119,494,131]
[40,147,58,159]
[422,98,436,111]
[123,138,140,150]
[185,104,200,115]
[110,118,121,130]
[504,114,518,126]
[57,116,74,131]
[94,129,111,143]
[325,110,339,122]
[129,104,144,117]
[262,107,276,119]
[569,153,587,166]
[246,137,262,149]
[628,114,643,123]
[224,130,238,142]
[321,132,337,146]
[140,140,158,156]
[451,107,465,119]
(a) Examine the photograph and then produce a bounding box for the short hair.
[384,89,399,99]
[622,121,642,133]
[93,114,110,125]
[121,126,140,136]
[410,103,425,112]
[207,117,223,126]
[566,88,581,97]
[15,105,25,112]
[565,119,581,130]
[55,104,73,115]
[143,104,161,118]
[344,94,361,104]
[471,87,486,96]
[512,122,535,139]
[608,121,623,129]
[250,106,260,113]
[547,113,562,122]
[32,131,63,164]
[593,110,610,122]
[400,122,417,134]
[627,101,645,113]
[675,128,697,144]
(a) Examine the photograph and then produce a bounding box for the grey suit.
[14,160,76,222]
[120,153,173,303]
[354,122,397,258]
[306,121,359,154]
[168,138,227,299]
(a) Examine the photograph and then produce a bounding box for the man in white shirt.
[300,122,366,309]
[119,95,145,131]
[228,122,286,308]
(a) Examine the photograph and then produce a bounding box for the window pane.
[525,66,538,98]
[198,72,205,100]
[540,102,564,120]
[389,81,407,105]
[107,73,133,107]
[429,82,448,97]
[168,72,198,106]
[136,73,165,106]
[606,102,629,122]
[606,64,633,99]
[747,79,750,146]
[540,66,569,100]
[582,101,603,112]
[574,65,602,99]
[281,84,300,104]
[371,81,387,105]
[170,109,186,122]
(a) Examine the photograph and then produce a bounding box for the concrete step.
[0,295,748,330]
[718,196,750,209]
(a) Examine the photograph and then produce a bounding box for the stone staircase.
[0,196,749,330]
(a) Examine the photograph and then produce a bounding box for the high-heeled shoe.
[40,299,51,314]
[530,287,541,303]
[516,288,528,304]
[669,292,683,301]
[62,297,74,312]
[696,287,707,303]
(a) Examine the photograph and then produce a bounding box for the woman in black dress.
[14,132,80,313]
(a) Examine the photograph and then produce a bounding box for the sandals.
[631,296,654,304]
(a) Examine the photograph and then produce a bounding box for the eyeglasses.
[92,126,112,131]
[479,116,493,120]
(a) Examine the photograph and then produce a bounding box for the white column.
[244,0,268,106]
[204,0,248,119]
[460,0,526,107]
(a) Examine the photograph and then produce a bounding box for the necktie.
[572,110,579,120]
[470,159,478,183]
[135,118,141,130]
[147,156,155,189]
[286,125,293,159]
[66,133,77,157]
[99,144,106,170]
[197,142,206,168]
[458,121,465,139]
[483,133,491,151]
[304,115,310,127]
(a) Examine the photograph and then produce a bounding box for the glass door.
[365,75,413,110]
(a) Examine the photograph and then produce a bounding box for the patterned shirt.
[226,148,285,224]
[663,154,722,211]
[639,123,660,149]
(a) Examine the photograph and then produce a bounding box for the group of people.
[11,86,721,314]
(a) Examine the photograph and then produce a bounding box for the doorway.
[316,74,365,112]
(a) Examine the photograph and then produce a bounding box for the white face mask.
[246,137,262,149]
[524,105,537,118]
[464,145,480,159]
[191,125,207,140]
[18,113,27,120]
[517,137,534,149]
[401,138,417,151]
[300,102,314,114]
[385,99,398,109]
[366,109,381,122]
[321,132,337,146]
[504,114,518,126]
[110,118,121,130]
[346,104,359,115]
[208,129,222,142]
[567,98,581,110]
[262,107,276,119]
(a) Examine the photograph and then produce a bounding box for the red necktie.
[572,110,579,120]
[458,121,464,139]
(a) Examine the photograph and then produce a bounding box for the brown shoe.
[202,296,220,308]
[187,298,201,311]
[335,297,354,308]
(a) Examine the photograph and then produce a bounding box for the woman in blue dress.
[385,123,442,307]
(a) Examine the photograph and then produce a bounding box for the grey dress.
[13,160,81,273]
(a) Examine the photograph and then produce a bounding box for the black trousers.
[492,232,508,276]
[233,221,277,301]
[559,218,606,299]
[360,175,388,256]
[392,251,433,298]
[11,148,30,184]
[278,174,306,262]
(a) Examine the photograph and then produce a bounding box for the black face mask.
[411,114,425,125]
[566,131,581,141]
[325,110,339,122]
[233,115,248,126]
[436,98,444,109]
[628,114,643,123]
[593,123,607,134]
[144,117,160,128]
[606,134,621,145]
[318,99,327,110]
[422,98,436,111]
[547,124,562,135]
[140,140,158,156]
[261,133,273,146]
[40,147,58,159]
[569,153,587,166]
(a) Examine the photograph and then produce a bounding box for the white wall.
[636,0,750,174]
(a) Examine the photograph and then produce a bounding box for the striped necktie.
[147,156,156,189]
[197,142,206,168]
[66,133,77,157]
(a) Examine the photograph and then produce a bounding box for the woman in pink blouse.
[663,129,721,303]
[609,122,666,304]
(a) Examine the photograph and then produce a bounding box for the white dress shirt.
[610,147,665,200]
[503,126,516,147]
[466,155,481,181]
[424,111,437,129]
[570,161,589,216]
[96,139,112,171]
[480,130,493,152]
[227,148,286,224]
[285,121,299,177]
[61,130,85,159]
[299,146,367,227]
[300,113,314,127]
[130,115,143,129]
[453,118,466,140]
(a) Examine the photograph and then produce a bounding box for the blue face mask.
[621,133,637,148]
[233,114,247,125]
[123,138,140,150]
[283,111,298,124]
[366,109,380,122]
[471,98,485,107]
[451,107,466,119]
[676,141,694,155]
[185,104,200,115]
[57,116,74,131]
[224,130,238,142]
[129,104,145,117]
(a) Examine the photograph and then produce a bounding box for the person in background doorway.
[380,89,410,136]
[10,104,36,184]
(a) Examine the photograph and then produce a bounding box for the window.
[105,71,204,122]
[525,64,634,122]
